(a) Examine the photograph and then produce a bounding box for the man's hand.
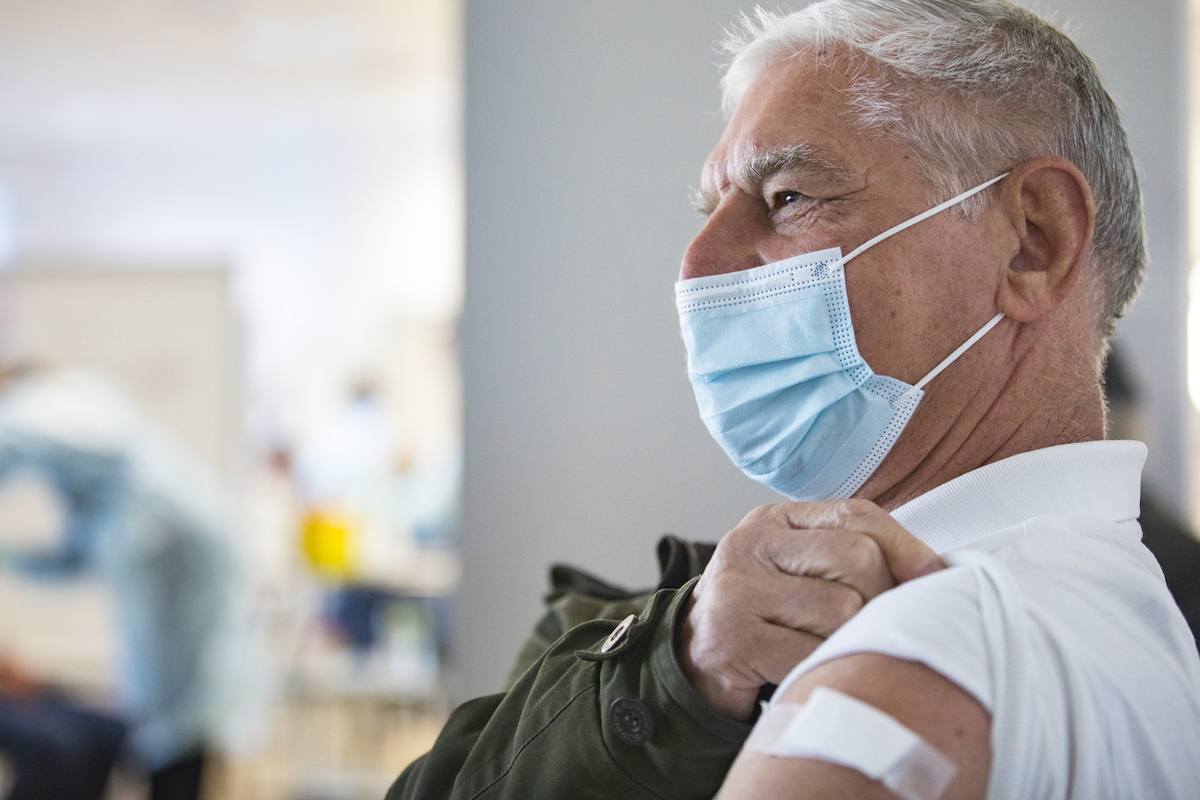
[678,499,944,721]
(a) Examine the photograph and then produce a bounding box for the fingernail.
[912,557,945,578]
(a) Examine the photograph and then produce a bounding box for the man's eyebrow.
[739,143,855,187]
[693,143,856,215]
[691,142,849,214]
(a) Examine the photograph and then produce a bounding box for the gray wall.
[1037,0,1190,510]
[458,0,1189,699]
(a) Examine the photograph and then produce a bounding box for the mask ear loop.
[832,172,1011,403]
[901,312,1006,401]
[842,173,1009,264]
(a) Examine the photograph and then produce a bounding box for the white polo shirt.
[774,440,1200,800]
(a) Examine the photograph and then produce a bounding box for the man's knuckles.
[781,497,886,531]
[783,528,881,576]
[831,497,881,521]
[710,517,792,574]
[739,502,786,526]
[764,578,864,635]
[818,584,865,633]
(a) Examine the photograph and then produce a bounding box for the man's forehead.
[701,57,875,193]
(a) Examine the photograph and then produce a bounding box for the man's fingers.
[681,498,943,720]
[733,620,827,688]
[681,585,833,719]
[685,600,828,685]
[701,565,868,639]
[755,527,894,601]
[779,499,945,582]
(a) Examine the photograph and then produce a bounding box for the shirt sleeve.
[774,554,997,712]
[767,527,1200,800]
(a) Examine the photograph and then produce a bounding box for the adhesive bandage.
[744,686,958,800]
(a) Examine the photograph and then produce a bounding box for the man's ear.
[995,156,1096,323]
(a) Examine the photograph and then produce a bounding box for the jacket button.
[601,614,637,654]
[610,697,654,746]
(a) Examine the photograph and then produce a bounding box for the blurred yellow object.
[301,509,360,580]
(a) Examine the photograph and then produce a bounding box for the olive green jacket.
[386,536,752,799]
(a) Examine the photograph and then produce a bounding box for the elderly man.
[388,1,1200,798]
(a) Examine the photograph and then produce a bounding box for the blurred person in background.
[0,652,125,800]
[0,364,248,800]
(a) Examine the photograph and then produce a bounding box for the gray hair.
[722,0,1145,340]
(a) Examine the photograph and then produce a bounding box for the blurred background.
[0,0,460,798]
[0,0,1193,798]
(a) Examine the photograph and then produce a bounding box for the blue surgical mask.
[675,174,1007,501]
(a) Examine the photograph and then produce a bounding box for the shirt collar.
[890,440,1146,555]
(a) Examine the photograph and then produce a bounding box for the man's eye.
[772,190,808,209]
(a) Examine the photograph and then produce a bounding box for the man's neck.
[859,320,1105,512]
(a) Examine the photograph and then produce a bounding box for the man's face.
[682,55,1006,389]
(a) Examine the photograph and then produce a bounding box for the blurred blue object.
[326,586,391,652]
[0,367,243,781]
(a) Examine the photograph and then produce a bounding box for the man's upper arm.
[716,653,991,799]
